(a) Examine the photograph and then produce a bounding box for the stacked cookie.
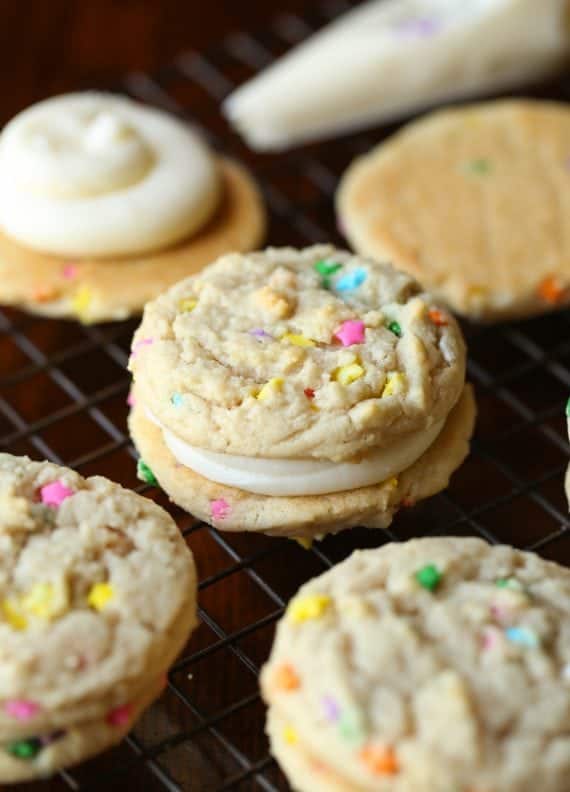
[0,93,266,322]
[0,454,197,782]
[261,537,570,792]
[128,245,475,538]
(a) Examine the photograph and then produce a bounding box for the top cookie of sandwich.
[0,453,196,738]
[262,537,570,792]
[337,100,570,321]
[130,246,466,461]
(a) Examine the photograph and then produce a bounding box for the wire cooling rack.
[2,1,570,789]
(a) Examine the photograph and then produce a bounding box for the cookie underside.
[338,100,570,321]
[0,158,265,322]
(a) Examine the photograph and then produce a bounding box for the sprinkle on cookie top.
[131,246,466,461]
[262,537,570,792]
[0,454,196,738]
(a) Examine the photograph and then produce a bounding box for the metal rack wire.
[1,1,570,789]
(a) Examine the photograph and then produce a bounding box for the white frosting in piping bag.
[0,92,220,257]
[146,408,445,496]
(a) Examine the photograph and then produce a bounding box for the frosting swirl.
[0,92,220,257]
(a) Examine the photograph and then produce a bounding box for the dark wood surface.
[0,0,311,121]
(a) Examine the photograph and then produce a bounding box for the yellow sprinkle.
[283,725,299,745]
[87,582,115,612]
[1,599,27,631]
[287,594,331,624]
[333,363,364,386]
[294,536,313,550]
[281,333,315,348]
[381,372,406,398]
[71,287,92,322]
[387,477,399,490]
[255,377,284,401]
[21,581,69,622]
[179,298,197,312]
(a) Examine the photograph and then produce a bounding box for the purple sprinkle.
[40,730,66,746]
[322,695,341,723]
[394,16,441,37]
[249,328,273,340]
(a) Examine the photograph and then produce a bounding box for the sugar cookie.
[262,537,570,791]
[338,100,570,321]
[0,93,266,322]
[0,453,197,782]
[128,245,475,537]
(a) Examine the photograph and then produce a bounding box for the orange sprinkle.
[428,308,448,326]
[274,663,300,691]
[401,497,416,508]
[538,276,567,305]
[32,285,59,303]
[359,744,399,776]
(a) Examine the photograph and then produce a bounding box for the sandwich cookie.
[0,453,197,782]
[0,92,265,322]
[128,245,475,538]
[262,537,570,792]
[338,100,570,321]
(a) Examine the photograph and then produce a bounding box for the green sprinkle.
[415,564,442,591]
[464,158,492,175]
[496,578,523,591]
[137,459,157,486]
[338,709,366,744]
[6,738,42,760]
[314,260,342,276]
[387,321,402,338]
[566,396,570,418]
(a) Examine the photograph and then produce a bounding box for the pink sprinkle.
[106,704,133,727]
[211,498,230,520]
[490,604,509,624]
[62,263,78,280]
[40,480,74,507]
[5,700,41,721]
[334,320,365,347]
[126,390,136,407]
[482,626,501,651]
[131,337,154,358]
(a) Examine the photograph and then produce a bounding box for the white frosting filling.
[0,92,220,257]
[146,408,445,496]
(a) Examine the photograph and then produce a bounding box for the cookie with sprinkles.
[128,245,475,537]
[0,453,197,782]
[261,537,570,792]
[337,100,570,321]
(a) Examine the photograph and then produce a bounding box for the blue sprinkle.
[334,268,367,292]
[505,626,539,648]
[170,392,183,407]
